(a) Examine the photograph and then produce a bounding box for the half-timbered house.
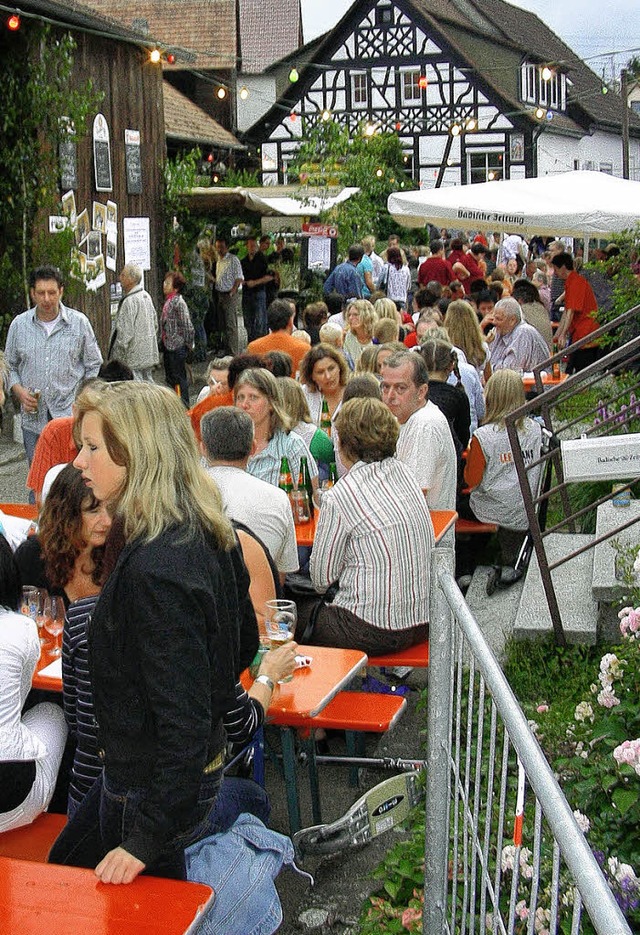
[246,0,640,188]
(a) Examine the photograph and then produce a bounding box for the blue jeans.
[49,768,223,880]
[22,427,40,466]
[242,289,267,344]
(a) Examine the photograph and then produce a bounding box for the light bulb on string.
[239,86,249,100]
[289,67,299,83]
[216,86,227,100]
[541,66,552,81]
[149,48,161,64]
[7,13,21,30]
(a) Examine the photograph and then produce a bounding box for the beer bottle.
[294,465,311,523]
[320,398,332,437]
[326,462,338,487]
[300,455,314,518]
[278,456,293,494]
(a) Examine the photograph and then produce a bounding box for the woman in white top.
[462,369,542,572]
[381,247,412,310]
[299,343,349,427]
[444,299,491,384]
[0,535,67,832]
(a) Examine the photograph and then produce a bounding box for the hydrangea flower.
[619,606,640,640]
[613,738,640,775]
[597,686,620,708]
[573,810,590,833]
[500,845,533,879]
[574,701,594,722]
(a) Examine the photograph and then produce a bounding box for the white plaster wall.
[537,128,640,179]
[236,75,276,133]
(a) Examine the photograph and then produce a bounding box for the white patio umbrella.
[387,171,640,238]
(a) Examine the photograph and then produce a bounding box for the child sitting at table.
[0,535,67,832]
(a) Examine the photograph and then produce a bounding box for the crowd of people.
[0,226,618,895]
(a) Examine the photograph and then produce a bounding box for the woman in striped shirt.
[305,397,435,655]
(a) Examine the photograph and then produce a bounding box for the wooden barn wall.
[66,32,166,353]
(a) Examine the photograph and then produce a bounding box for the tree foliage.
[0,24,101,339]
[288,120,418,254]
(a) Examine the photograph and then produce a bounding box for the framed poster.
[125,129,142,194]
[123,216,151,270]
[93,113,113,193]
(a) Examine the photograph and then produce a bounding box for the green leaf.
[612,786,639,815]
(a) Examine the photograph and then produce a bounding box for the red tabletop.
[295,509,456,547]
[32,646,62,692]
[241,644,367,722]
[0,856,213,935]
[522,371,567,391]
[295,515,317,547]
[428,509,457,543]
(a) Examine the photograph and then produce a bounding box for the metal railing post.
[424,547,455,935]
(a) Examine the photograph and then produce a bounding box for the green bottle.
[278,456,293,494]
[299,455,314,518]
[320,398,332,436]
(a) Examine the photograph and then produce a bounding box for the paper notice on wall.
[123,217,151,270]
[106,233,117,272]
[307,236,331,270]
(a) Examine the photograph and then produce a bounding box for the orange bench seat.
[0,812,66,862]
[368,640,430,669]
[455,517,498,535]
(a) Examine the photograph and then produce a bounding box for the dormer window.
[521,62,566,112]
[376,4,393,25]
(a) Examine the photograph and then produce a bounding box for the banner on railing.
[561,434,640,482]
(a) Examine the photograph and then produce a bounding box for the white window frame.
[521,63,537,104]
[400,68,421,105]
[351,72,368,109]
[468,149,504,184]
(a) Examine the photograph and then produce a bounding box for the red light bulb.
[8,14,21,30]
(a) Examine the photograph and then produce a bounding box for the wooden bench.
[0,812,66,862]
[455,517,498,535]
[272,691,407,827]
[368,640,430,669]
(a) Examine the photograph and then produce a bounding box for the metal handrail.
[424,548,632,935]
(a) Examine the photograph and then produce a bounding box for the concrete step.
[514,533,598,645]
[464,565,525,664]
[592,500,640,602]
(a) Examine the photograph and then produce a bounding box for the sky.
[301,0,640,84]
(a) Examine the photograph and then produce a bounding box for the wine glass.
[264,600,297,683]
[44,595,65,657]
[35,588,49,646]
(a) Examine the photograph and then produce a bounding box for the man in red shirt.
[447,239,486,295]
[552,252,600,373]
[417,240,454,287]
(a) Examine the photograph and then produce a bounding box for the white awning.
[387,171,640,237]
[184,186,360,217]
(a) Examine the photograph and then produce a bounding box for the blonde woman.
[373,297,401,324]
[462,369,542,576]
[444,299,492,383]
[343,299,377,365]
[234,367,318,488]
[50,381,259,884]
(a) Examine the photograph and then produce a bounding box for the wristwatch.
[254,674,275,691]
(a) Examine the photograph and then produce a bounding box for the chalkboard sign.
[59,140,77,190]
[125,129,142,195]
[93,114,113,193]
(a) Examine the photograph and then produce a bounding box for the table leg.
[280,728,302,834]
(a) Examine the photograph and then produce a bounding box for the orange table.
[242,645,367,832]
[522,371,567,392]
[32,646,62,692]
[295,508,457,547]
[241,644,367,722]
[0,856,213,935]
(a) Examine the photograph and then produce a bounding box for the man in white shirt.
[380,351,457,510]
[488,298,549,372]
[200,407,299,581]
[214,237,244,355]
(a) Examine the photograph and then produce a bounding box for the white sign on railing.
[561,434,640,483]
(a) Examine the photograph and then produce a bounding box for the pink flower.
[536,704,549,713]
